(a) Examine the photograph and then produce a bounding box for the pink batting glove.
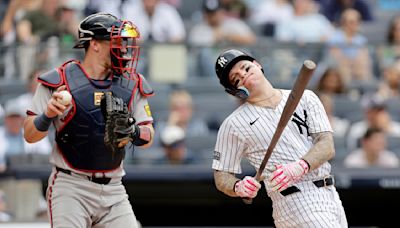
[234,176,261,198]
[267,159,309,192]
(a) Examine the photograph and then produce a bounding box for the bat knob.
[242,197,253,205]
[303,60,316,70]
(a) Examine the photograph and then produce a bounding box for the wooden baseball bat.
[243,60,316,204]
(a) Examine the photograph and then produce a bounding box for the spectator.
[0,0,43,80]
[15,0,60,81]
[315,67,347,96]
[189,0,256,77]
[321,0,373,24]
[122,0,186,43]
[55,0,82,48]
[0,99,52,171]
[0,190,12,222]
[1,0,20,43]
[387,15,400,44]
[344,127,399,168]
[16,0,59,44]
[326,9,373,84]
[375,63,400,99]
[377,15,400,70]
[15,68,44,112]
[189,0,256,46]
[318,93,350,138]
[220,0,249,20]
[157,90,210,164]
[346,94,400,151]
[161,0,182,8]
[1,0,43,43]
[0,104,3,119]
[248,0,293,37]
[84,0,124,18]
[275,0,334,43]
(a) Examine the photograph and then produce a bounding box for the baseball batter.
[212,49,347,228]
[23,13,154,228]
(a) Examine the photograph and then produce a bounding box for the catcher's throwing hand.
[46,85,71,118]
[235,176,262,198]
[267,159,309,192]
[101,93,137,154]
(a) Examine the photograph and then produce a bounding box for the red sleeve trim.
[27,110,37,116]
[137,120,153,126]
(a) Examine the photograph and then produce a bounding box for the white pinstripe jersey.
[212,89,333,189]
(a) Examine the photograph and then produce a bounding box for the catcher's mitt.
[101,93,135,155]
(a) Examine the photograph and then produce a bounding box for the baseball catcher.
[23,12,154,228]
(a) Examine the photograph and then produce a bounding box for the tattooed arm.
[214,170,240,197]
[302,131,335,171]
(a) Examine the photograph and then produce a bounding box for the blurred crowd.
[1,0,400,166]
[0,0,400,166]
[0,0,400,221]
[1,0,400,221]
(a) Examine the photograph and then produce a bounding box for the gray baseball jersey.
[28,83,152,178]
[213,89,347,227]
[28,81,152,228]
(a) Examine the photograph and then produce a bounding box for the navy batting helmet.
[215,49,256,98]
[73,13,119,49]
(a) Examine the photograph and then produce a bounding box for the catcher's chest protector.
[52,61,137,172]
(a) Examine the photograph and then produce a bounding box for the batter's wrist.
[300,159,311,171]
[233,179,241,193]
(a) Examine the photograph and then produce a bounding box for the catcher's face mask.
[110,21,140,78]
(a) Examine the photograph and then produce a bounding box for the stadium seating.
[333,135,349,163]
[333,95,364,122]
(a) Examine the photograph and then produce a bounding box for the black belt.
[280,176,334,196]
[56,167,112,185]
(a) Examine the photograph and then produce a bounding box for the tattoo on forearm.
[214,170,240,197]
[302,132,334,171]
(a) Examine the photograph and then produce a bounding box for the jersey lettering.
[291,110,310,136]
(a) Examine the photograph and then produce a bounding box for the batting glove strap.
[234,176,261,198]
[267,159,309,192]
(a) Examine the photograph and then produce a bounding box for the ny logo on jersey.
[217,56,228,68]
[291,110,310,136]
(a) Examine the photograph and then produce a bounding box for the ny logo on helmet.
[217,56,228,68]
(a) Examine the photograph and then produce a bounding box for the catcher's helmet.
[73,12,118,49]
[215,49,255,99]
[74,12,141,78]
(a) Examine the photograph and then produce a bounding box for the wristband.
[34,114,55,132]
[132,125,151,146]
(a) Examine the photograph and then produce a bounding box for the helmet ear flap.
[225,86,249,99]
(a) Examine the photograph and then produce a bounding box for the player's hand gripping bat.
[243,60,316,204]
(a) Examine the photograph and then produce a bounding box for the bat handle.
[242,197,253,204]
